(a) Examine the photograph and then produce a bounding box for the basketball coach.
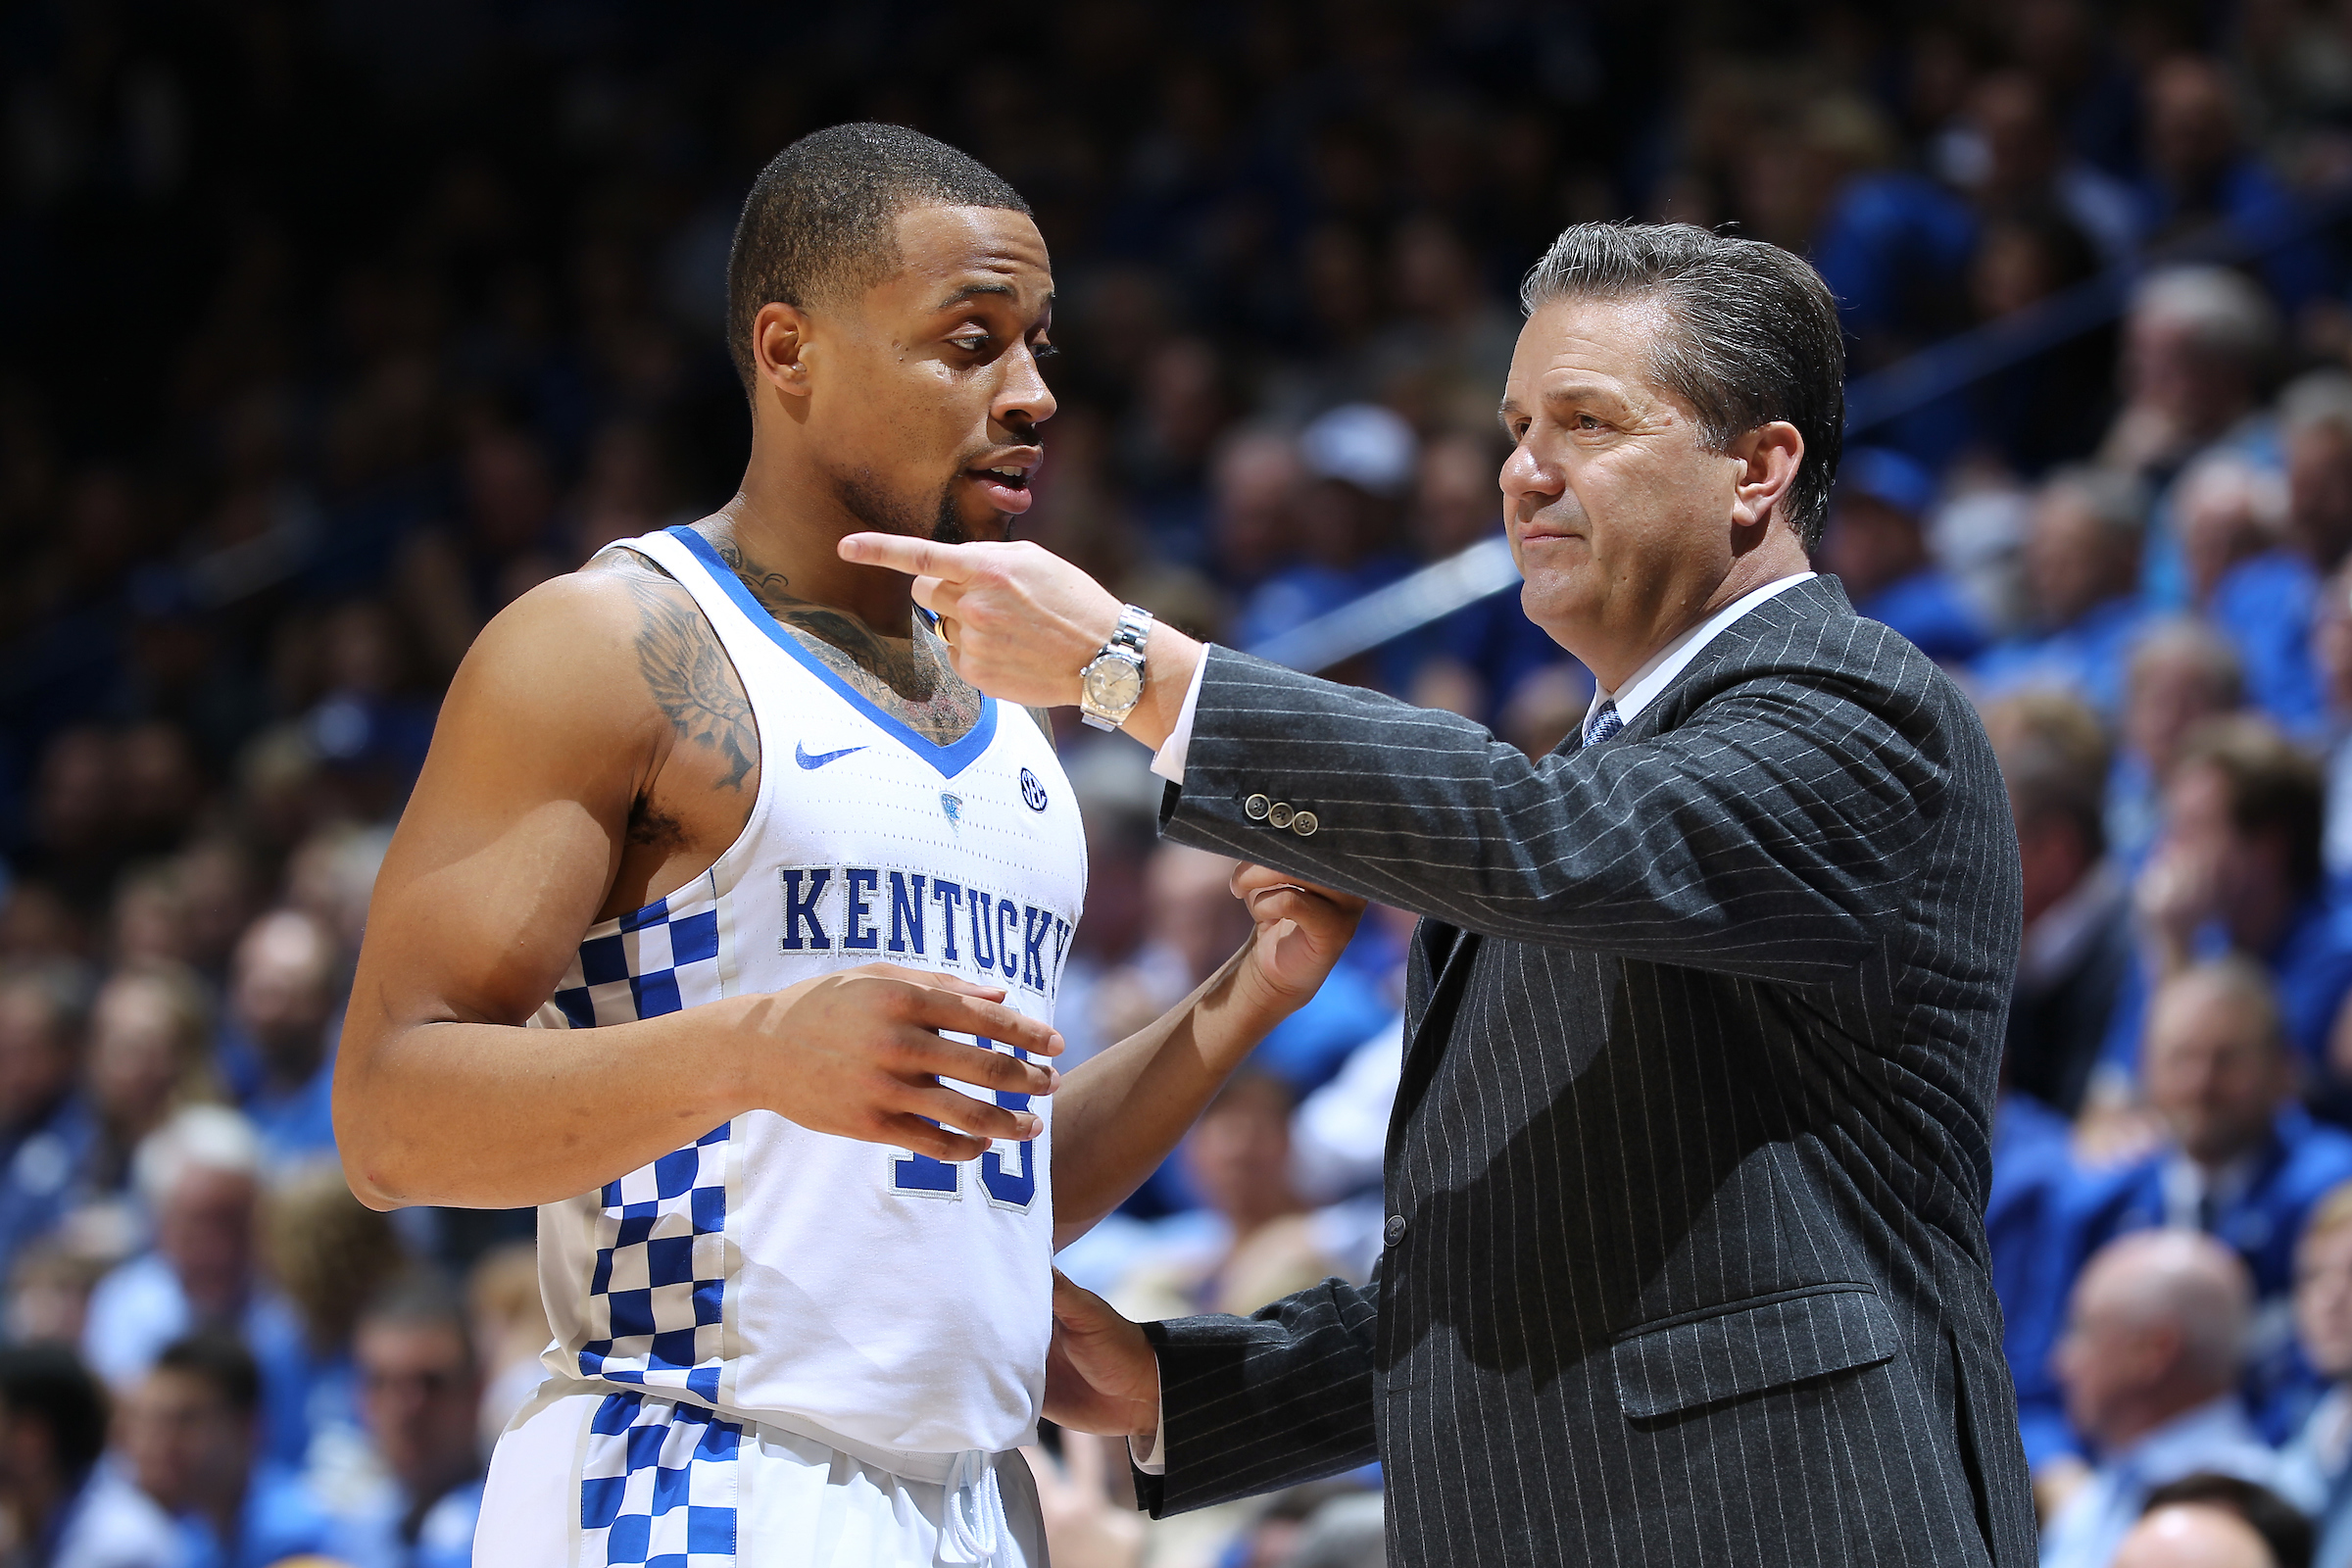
[843,222,2037,1567]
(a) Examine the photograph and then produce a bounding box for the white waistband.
[525,1376,1023,1490]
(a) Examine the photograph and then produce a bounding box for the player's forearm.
[336,999,757,1211]
[1050,946,1296,1248]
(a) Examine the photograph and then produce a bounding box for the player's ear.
[752,301,815,404]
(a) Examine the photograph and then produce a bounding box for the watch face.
[1085,657,1145,712]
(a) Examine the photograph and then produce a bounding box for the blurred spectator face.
[2145,57,2241,196]
[1208,433,1301,583]
[2126,309,2247,432]
[228,909,334,1085]
[2179,462,2283,605]
[1182,1075,1300,1233]
[319,600,407,697]
[2112,1504,2275,1568]
[2125,634,2240,777]
[2161,760,2282,935]
[112,869,193,968]
[357,1317,479,1497]
[157,1163,257,1322]
[1966,72,2059,203]
[176,841,258,975]
[2055,1234,2248,1449]
[1969,220,2068,321]
[2026,485,2135,626]
[2294,1211,2352,1381]
[87,974,195,1144]
[2288,421,2352,571]
[1413,432,1500,560]
[2142,970,2291,1167]
[116,725,201,852]
[1822,493,1925,601]
[0,980,74,1132]
[32,729,118,864]
[461,429,555,561]
[124,1365,248,1516]
[2319,568,2352,715]
[1145,847,1251,984]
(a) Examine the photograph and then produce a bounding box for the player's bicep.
[354,583,653,1031]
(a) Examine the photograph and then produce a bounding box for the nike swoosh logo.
[794,742,867,770]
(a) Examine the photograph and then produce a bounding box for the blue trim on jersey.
[664,524,1000,779]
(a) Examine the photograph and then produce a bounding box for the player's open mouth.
[964,454,1039,514]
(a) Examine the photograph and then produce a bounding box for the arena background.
[9,2,2352,1566]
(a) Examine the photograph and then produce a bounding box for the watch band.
[1079,605,1153,730]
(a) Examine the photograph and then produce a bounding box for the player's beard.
[834,467,972,546]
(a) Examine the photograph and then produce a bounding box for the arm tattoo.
[711,538,986,747]
[593,550,759,793]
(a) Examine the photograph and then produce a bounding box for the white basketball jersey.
[529,523,1087,1457]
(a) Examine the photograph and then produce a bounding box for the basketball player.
[334,123,1364,1567]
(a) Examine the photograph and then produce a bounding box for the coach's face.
[1498,297,1801,690]
[759,205,1056,546]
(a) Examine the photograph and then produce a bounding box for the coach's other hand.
[1045,1270,1161,1442]
[744,962,1061,1164]
[838,533,1203,749]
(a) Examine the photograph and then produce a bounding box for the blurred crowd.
[22,1,2352,1567]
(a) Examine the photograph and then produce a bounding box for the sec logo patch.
[1019,767,1049,811]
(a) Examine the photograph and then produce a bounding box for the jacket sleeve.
[1131,1275,1381,1517]
[1159,644,1954,985]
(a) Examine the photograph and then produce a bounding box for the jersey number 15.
[890,1039,1037,1211]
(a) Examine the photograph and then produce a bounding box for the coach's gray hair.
[1519,222,1847,552]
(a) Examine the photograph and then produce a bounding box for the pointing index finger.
[839,532,975,581]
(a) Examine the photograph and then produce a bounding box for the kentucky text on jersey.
[776,866,1074,995]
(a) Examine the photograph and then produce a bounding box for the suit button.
[1244,793,1271,820]
[1291,810,1319,837]
[1267,803,1296,828]
[1384,1213,1406,1247]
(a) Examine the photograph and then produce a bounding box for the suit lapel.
[1392,916,1482,1152]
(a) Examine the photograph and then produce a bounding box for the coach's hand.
[837,533,1203,750]
[739,962,1061,1163]
[1045,1271,1161,1442]
[1233,863,1367,1013]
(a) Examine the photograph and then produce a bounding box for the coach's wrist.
[1115,624,1201,753]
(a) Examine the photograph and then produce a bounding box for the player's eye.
[1031,342,1060,362]
[949,332,991,353]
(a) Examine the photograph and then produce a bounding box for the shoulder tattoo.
[592,549,759,793]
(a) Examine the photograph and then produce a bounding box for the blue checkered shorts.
[580,1391,741,1567]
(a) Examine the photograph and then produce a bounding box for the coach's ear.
[751,301,815,406]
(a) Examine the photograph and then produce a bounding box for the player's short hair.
[725,122,1032,395]
[1519,222,1845,553]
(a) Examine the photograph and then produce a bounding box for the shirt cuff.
[1129,1403,1168,1475]
[1148,649,1211,785]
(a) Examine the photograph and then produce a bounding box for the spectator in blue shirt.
[2101,716,2352,1084]
[2135,57,2329,312]
[2107,622,2247,873]
[0,966,97,1284]
[2097,269,2281,612]
[2177,452,2323,739]
[0,1343,182,1568]
[1987,1090,2085,1468]
[121,1334,332,1568]
[2070,958,2352,1440]
[1822,446,1987,666]
[326,1277,483,1568]
[2281,1181,2352,1539]
[1975,466,2152,717]
[218,911,339,1166]
[80,1106,318,1470]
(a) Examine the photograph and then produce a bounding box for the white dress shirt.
[1148,572,1816,784]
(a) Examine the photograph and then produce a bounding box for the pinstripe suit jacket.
[1137,574,2037,1567]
